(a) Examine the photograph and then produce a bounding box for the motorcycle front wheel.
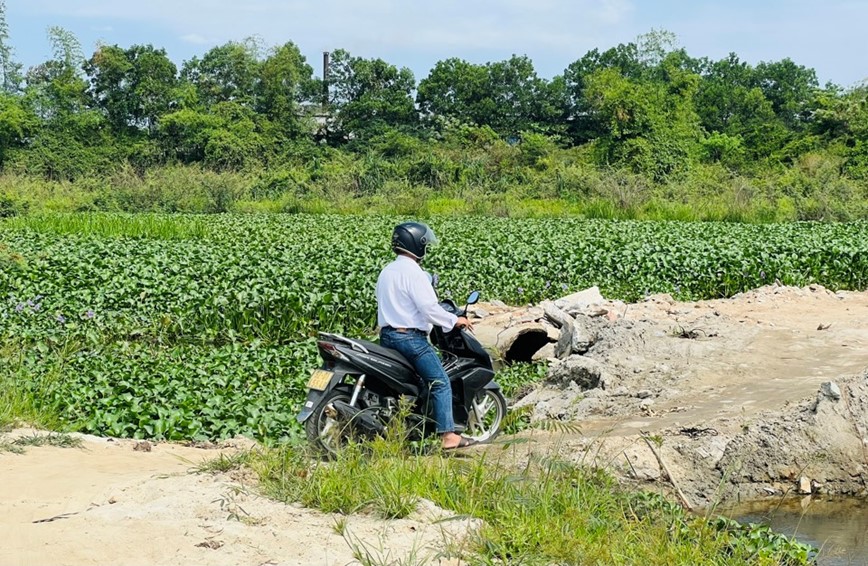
[304,386,354,456]
[465,389,507,443]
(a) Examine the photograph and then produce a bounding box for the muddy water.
[723,497,868,565]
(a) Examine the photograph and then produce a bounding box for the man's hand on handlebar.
[455,316,474,331]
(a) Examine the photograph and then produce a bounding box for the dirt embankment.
[471,284,868,508]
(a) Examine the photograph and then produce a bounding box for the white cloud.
[19,0,637,52]
[180,33,211,46]
[595,0,634,25]
[14,0,868,85]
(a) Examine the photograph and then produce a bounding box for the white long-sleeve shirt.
[376,255,458,333]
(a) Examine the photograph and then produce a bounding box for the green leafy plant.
[1,213,865,441]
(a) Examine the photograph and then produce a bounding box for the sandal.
[443,437,478,450]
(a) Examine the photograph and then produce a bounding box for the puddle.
[721,496,868,565]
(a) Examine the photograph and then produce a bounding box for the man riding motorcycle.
[376,221,478,450]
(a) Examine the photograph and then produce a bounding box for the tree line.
[0,5,866,220]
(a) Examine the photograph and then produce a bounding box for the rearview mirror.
[466,290,480,305]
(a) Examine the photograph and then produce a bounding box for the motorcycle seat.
[358,340,415,371]
[358,341,432,398]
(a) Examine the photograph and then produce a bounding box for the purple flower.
[760,270,766,279]
[56,313,66,324]
[84,310,95,320]
[561,283,568,291]
[15,303,24,313]
[545,281,551,289]
[517,287,524,294]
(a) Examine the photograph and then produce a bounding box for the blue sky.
[5,0,867,88]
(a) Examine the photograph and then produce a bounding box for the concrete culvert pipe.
[498,326,551,363]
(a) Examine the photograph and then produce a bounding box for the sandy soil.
[510,284,867,432]
[0,432,469,566]
[1,284,866,565]
[486,284,868,508]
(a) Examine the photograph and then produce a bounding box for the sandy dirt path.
[0,432,463,566]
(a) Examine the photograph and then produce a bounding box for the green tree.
[636,29,679,70]
[562,42,643,143]
[754,58,818,131]
[25,26,90,118]
[562,30,703,147]
[418,55,563,138]
[326,49,417,144]
[583,56,704,180]
[694,54,789,160]
[485,55,558,136]
[256,41,315,139]
[0,0,22,93]
[417,57,489,124]
[0,93,35,165]
[813,84,868,178]
[159,101,262,170]
[13,27,116,179]
[181,39,262,108]
[85,44,178,133]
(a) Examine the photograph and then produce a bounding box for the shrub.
[0,193,27,217]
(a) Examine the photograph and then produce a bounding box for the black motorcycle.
[297,291,507,454]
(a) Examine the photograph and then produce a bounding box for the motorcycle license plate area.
[307,369,334,391]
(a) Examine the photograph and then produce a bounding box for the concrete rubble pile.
[470,286,623,364]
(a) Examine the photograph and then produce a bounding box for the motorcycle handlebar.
[440,291,479,318]
[439,299,460,315]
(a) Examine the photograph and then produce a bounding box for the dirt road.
[1,431,467,566]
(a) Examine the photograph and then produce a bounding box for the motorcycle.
[296,291,507,454]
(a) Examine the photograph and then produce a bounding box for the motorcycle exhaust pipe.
[331,400,386,435]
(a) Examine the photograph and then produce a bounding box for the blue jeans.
[380,327,455,434]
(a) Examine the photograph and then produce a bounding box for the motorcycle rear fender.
[296,369,352,423]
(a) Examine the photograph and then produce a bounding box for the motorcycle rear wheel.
[304,386,354,456]
[465,389,507,442]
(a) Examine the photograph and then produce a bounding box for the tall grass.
[1,158,864,222]
[251,434,814,565]
[0,344,64,430]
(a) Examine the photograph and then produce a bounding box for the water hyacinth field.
[1,213,866,441]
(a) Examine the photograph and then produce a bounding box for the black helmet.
[392,222,438,260]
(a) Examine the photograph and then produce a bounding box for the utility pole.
[322,51,330,111]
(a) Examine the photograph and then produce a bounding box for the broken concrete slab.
[555,286,605,314]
